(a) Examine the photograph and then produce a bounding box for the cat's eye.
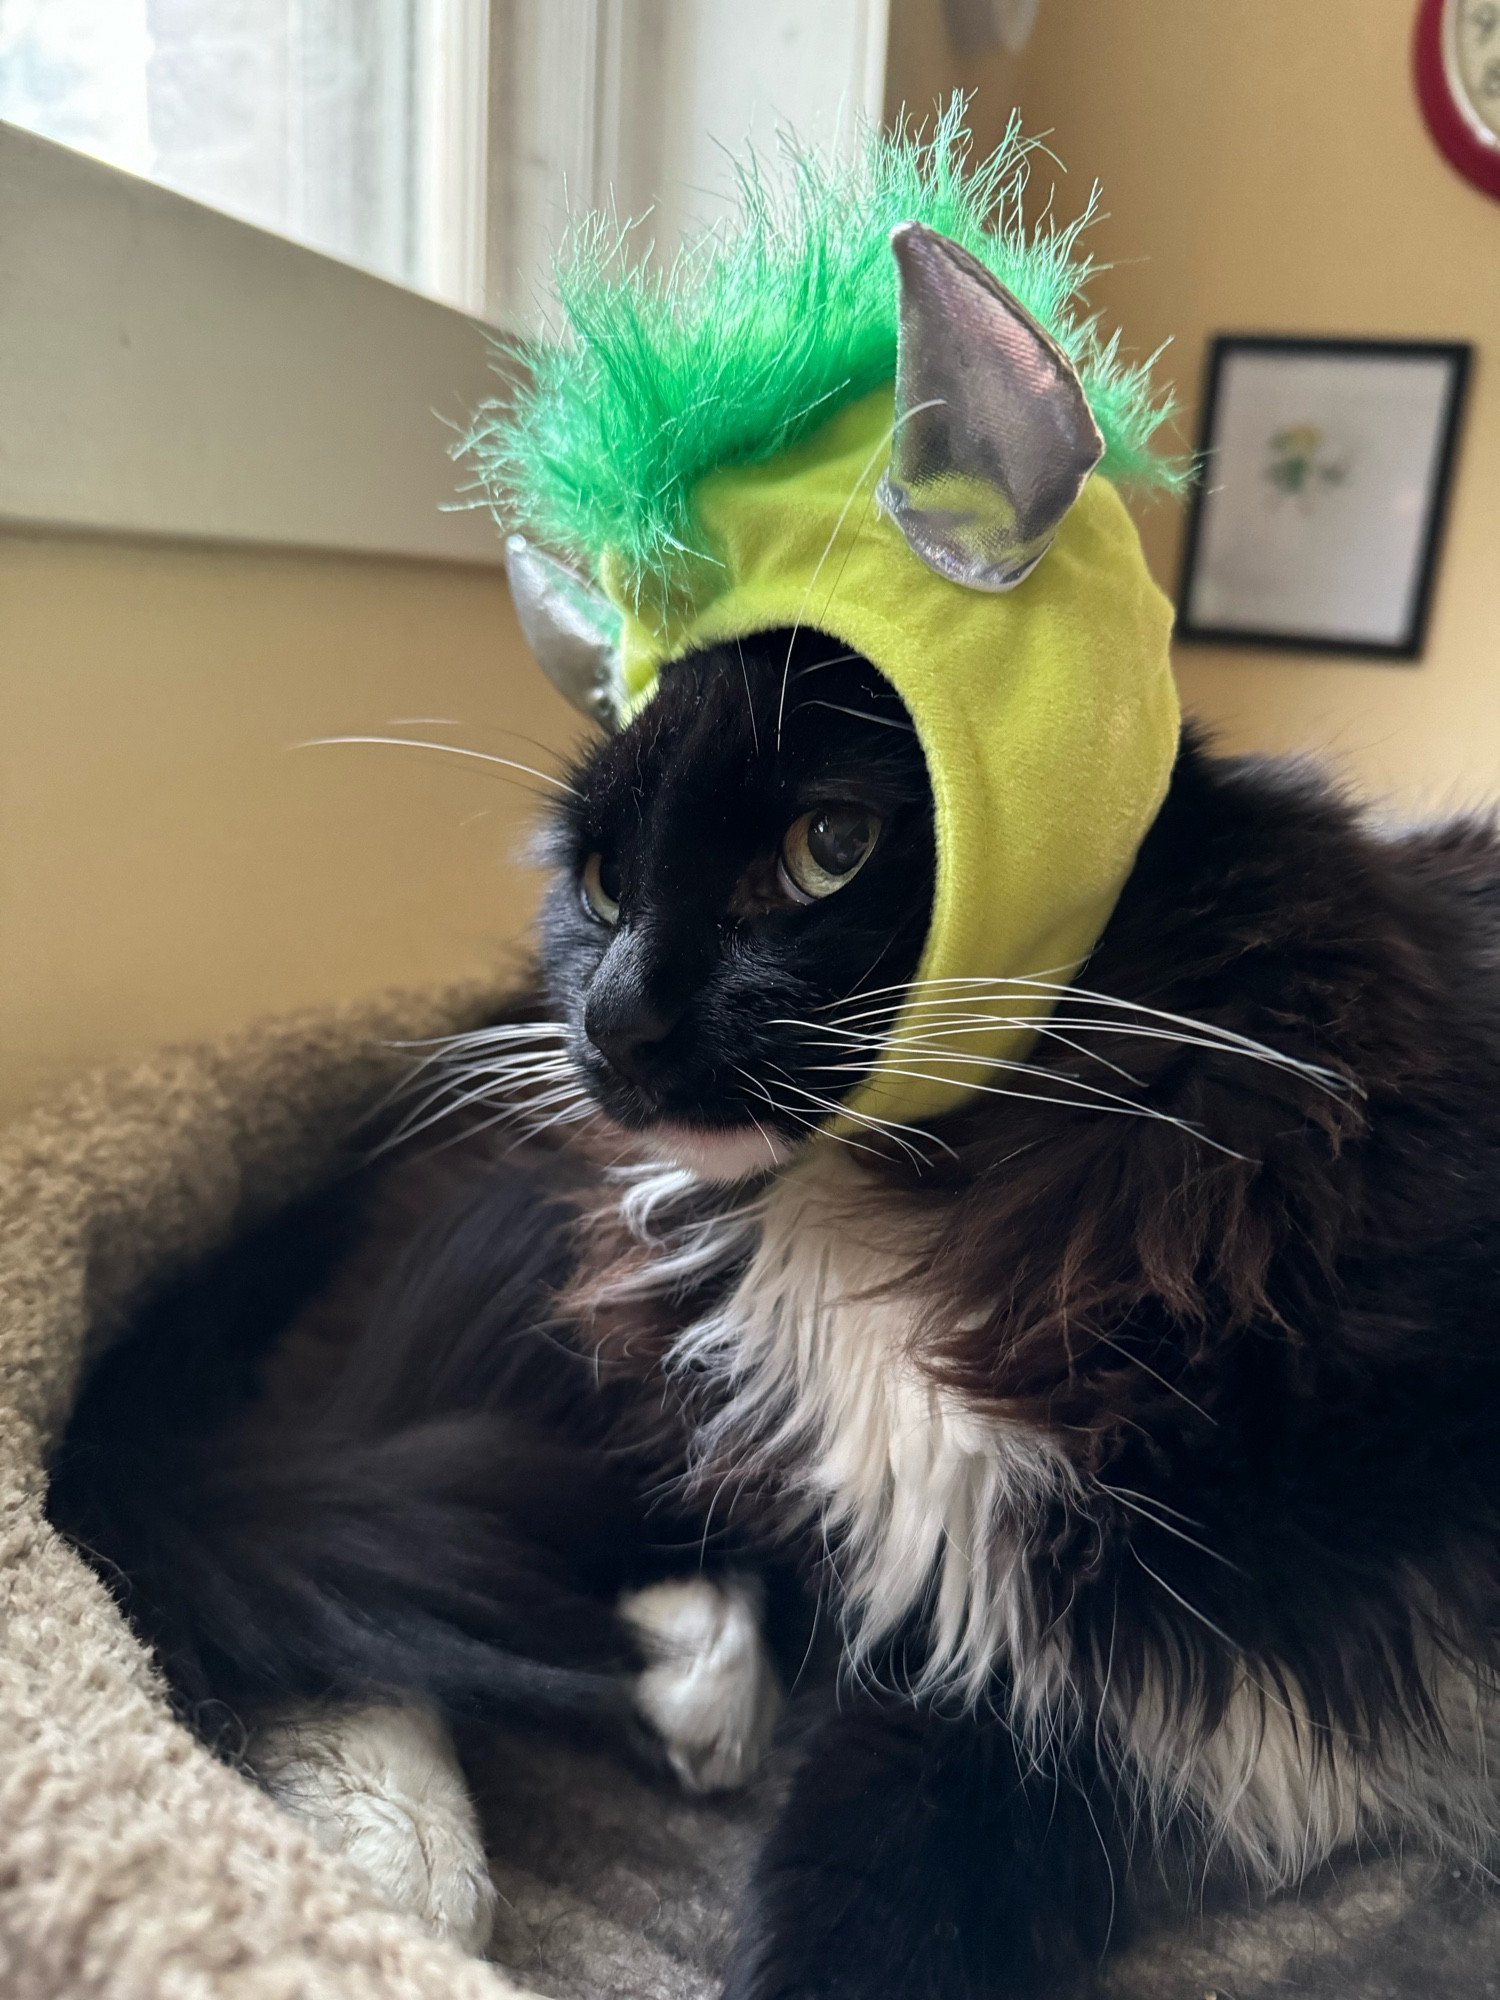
[778,806,881,904]
[581,851,621,925]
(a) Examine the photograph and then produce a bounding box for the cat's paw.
[622,1573,784,1793]
[251,1699,498,1953]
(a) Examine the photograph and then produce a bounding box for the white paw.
[251,1700,498,1954]
[622,1574,783,1793]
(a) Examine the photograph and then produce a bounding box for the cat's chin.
[640,1120,797,1183]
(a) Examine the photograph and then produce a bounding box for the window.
[0,0,487,309]
[2,1,888,325]
[1,1,889,553]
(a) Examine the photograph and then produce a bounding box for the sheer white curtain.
[0,0,488,307]
[0,0,888,323]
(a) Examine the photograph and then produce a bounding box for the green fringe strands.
[463,99,1182,599]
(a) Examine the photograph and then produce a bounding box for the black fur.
[47,1151,670,1747]
[46,624,1500,1996]
[723,1694,1122,2000]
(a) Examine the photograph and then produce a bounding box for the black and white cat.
[49,627,1500,1995]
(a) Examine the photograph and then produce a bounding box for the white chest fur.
[659,1152,1077,1703]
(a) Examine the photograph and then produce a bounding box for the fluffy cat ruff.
[602,1151,1079,1710]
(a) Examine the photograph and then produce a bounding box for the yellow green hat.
[470,105,1181,1129]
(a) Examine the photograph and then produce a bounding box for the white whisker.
[830,967,1080,1008]
[792,699,916,733]
[294,735,581,797]
[376,1017,593,1153]
[779,983,1353,1099]
[799,1058,1249,1160]
[736,1069,893,1165]
[1089,1332,1219,1427]
[789,653,864,678]
[380,1082,577,1151]
[368,1021,567,1116]
[401,1022,568,1050]
[1094,1482,1241,1571]
[1130,1547,1244,1657]
[816,1024,1248,1104]
[761,1066,951,1168]
[387,1053,576,1125]
[735,636,761,758]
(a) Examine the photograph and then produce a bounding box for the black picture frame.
[1175,335,1472,662]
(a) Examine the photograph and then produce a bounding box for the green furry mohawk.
[464,99,1180,593]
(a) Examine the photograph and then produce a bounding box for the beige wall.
[0,530,577,1123]
[889,0,1500,808]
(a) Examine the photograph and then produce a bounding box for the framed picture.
[1176,335,1471,660]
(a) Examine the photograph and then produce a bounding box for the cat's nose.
[584,976,685,1086]
[585,996,683,1084]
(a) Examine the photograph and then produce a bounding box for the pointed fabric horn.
[877,222,1106,592]
[504,535,623,729]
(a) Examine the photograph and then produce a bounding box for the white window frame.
[0,2,889,564]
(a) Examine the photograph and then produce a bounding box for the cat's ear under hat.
[877,221,1106,592]
[505,534,622,730]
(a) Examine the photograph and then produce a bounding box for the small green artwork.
[1177,334,1470,657]
[1264,424,1349,503]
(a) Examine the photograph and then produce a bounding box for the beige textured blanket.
[2,992,1496,2000]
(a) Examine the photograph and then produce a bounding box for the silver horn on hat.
[877,221,1105,592]
[504,534,623,730]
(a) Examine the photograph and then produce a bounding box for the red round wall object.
[1415,0,1500,200]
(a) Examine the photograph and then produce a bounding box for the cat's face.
[538,628,935,1178]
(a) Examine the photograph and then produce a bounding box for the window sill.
[0,123,509,566]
